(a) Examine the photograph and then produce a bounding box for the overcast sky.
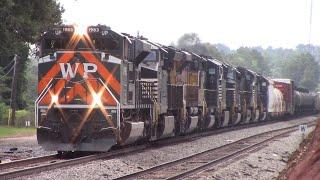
[58,0,319,49]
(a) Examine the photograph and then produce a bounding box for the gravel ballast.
[11,115,319,179]
[0,136,54,163]
[197,126,315,179]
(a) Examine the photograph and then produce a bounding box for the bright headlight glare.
[92,93,102,106]
[74,24,87,36]
[51,95,58,104]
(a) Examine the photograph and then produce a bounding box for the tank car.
[294,87,316,113]
[314,92,320,111]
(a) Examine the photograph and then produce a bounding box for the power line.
[1,58,15,71]
[0,60,15,80]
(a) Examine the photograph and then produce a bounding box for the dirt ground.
[279,118,320,180]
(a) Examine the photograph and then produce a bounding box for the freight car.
[35,25,319,152]
[294,87,316,112]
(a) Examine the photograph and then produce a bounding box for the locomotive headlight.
[74,24,87,36]
[92,92,102,106]
[51,94,58,104]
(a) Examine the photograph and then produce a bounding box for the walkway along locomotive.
[36,25,319,152]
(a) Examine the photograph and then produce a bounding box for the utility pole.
[9,55,19,126]
[308,0,313,53]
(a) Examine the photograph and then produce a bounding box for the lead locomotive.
[36,25,319,152]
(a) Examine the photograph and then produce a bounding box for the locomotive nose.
[37,108,119,151]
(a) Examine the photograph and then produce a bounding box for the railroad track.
[152,114,317,147]
[0,115,317,179]
[0,154,57,171]
[116,121,316,180]
[0,146,146,179]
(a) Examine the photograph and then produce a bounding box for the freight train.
[35,25,319,152]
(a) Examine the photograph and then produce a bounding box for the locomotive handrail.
[204,89,218,92]
[98,78,121,131]
[35,79,54,104]
[138,78,158,82]
[99,126,118,132]
[34,79,54,127]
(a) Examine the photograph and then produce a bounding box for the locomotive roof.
[272,78,293,84]
[247,69,257,76]
[207,58,223,66]
[237,66,255,75]
[145,40,168,53]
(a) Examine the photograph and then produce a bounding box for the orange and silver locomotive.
[36,25,153,151]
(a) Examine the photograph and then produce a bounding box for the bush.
[0,107,34,127]
[15,110,34,127]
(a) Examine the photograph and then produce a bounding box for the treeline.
[175,33,320,91]
[0,0,63,125]
[1,1,320,125]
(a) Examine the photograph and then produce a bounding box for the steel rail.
[0,114,317,179]
[0,154,57,171]
[0,145,146,179]
[116,121,316,180]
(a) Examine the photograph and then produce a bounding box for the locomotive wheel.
[231,111,241,126]
[57,151,63,156]
[57,151,72,158]
[222,110,230,127]
[252,109,260,122]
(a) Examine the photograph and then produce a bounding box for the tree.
[25,58,38,110]
[227,47,270,75]
[0,0,64,125]
[281,53,320,90]
[296,44,320,63]
[0,65,13,104]
[176,33,223,60]
[262,47,296,78]
[214,43,231,56]
[174,33,320,90]
[177,33,201,47]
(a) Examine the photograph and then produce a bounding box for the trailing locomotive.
[36,25,319,152]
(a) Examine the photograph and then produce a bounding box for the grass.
[0,126,36,138]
